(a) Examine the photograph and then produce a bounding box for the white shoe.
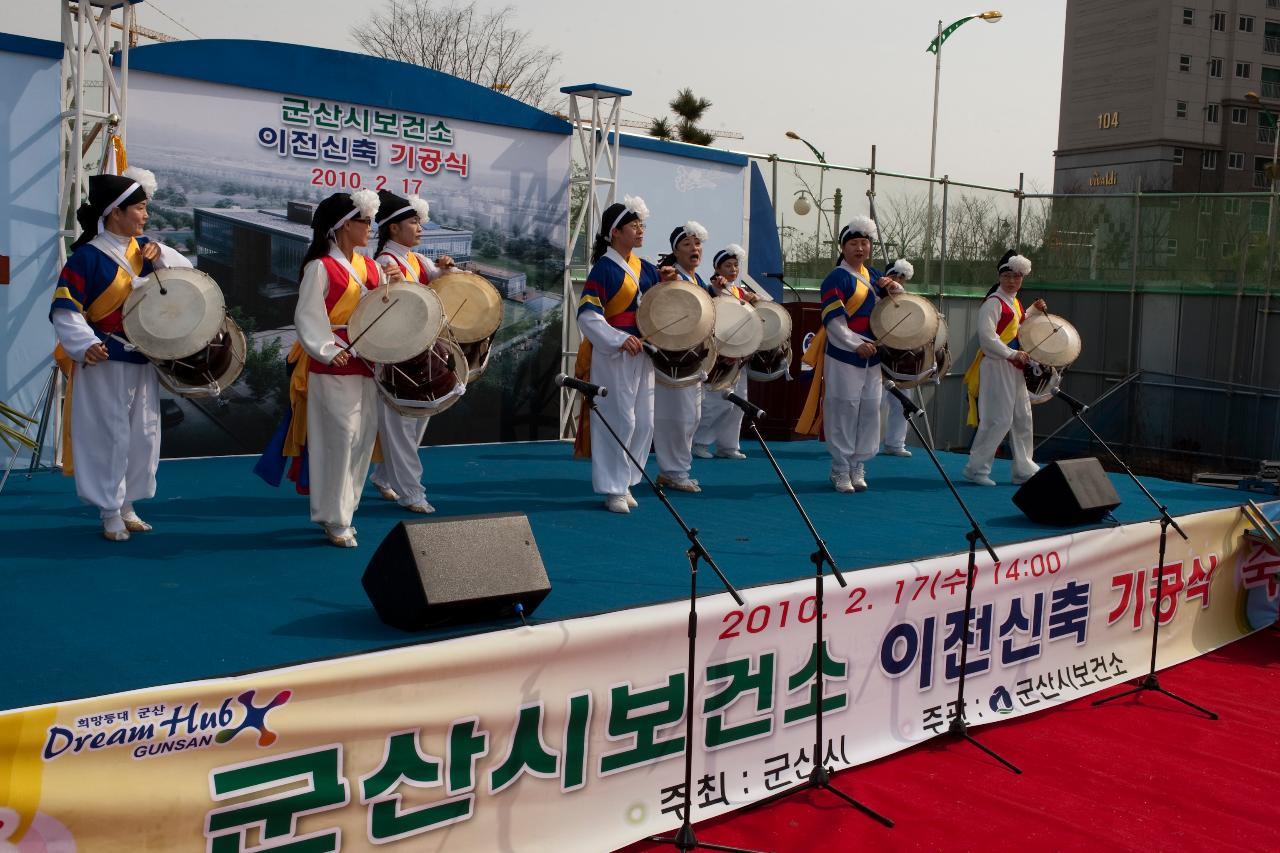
[657,474,701,493]
[325,525,358,548]
[406,501,436,514]
[1012,468,1040,486]
[881,446,912,458]
[373,481,399,501]
[605,494,630,514]
[102,514,130,542]
[964,470,997,487]
[851,466,869,492]
[715,448,747,460]
[830,472,855,493]
[692,444,714,459]
[624,489,638,508]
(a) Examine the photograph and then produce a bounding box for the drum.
[375,337,468,418]
[347,282,444,364]
[1024,361,1062,404]
[931,315,952,383]
[429,271,503,383]
[747,300,793,382]
[705,295,763,392]
[1018,312,1080,405]
[123,267,246,397]
[871,293,941,389]
[637,280,716,388]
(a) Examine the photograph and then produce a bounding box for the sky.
[7,0,1067,191]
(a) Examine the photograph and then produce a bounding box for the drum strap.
[795,276,872,437]
[963,295,1023,426]
[573,253,642,458]
[53,237,145,477]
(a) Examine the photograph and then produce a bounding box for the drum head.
[637,280,714,350]
[712,295,764,358]
[870,293,939,350]
[934,314,949,351]
[755,301,792,351]
[1019,313,1081,368]
[348,283,444,364]
[430,271,503,343]
[123,268,226,361]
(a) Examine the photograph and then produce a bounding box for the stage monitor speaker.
[362,512,551,631]
[1012,457,1121,526]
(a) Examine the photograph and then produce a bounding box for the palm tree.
[647,88,716,146]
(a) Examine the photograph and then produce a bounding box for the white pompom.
[683,220,709,242]
[350,188,380,221]
[408,195,431,223]
[841,215,878,242]
[623,194,650,221]
[122,166,157,199]
[1006,254,1032,275]
[889,259,914,280]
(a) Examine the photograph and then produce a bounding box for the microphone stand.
[888,385,1021,774]
[1050,390,1217,719]
[573,385,764,853]
[728,395,894,828]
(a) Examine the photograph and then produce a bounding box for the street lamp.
[924,11,1002,279]
[786,131,842,262]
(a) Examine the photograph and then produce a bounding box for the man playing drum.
[574,196,673,514]
[693,244,757,461]
[368,190,455,515]
[962,250,1047,487]
[796,216,904,493]
[49,167,192,542]
[647,222,714,493]
[878,259,917,458]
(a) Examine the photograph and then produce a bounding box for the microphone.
[555,373,607,398]
[883,380,920,417]
[1052,387,1088,415]
[722,391,765,420]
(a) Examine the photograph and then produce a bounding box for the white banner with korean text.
[1,503,1276,852]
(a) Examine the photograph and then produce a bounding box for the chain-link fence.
[749,151,1280,479]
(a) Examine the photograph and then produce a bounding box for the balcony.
[1261,126,1278,145]
[1267,35,1280,54]
[1264,81,1280,99]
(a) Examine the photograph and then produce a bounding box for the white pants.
[371,400,430,506]
[653,380,702,480]
[589,347,654,496]
[965,356,1037,481]
[824,355,882,474]
[881,386,909,450]
[307,373,378,533]
[695,369,746,452]
[70,360,161,517]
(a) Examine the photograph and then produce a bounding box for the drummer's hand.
[1009,351,1030,368]
[886,282,905,295]
[744,291,759,304]
[83,342,109,365]
[437,255,456,270]
[1032,298,1047,312]
[710,274,727,289]
[331,349,351,367]
[856,341,877,359]
[140,242,161,262]
[621,336,644,355]
[658,265,679,282]
[382,262,405,284]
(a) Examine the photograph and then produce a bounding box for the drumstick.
[341,297,400,353]
[644,312,693,340]
[120,291,148,324]
[1019,320,1063,360]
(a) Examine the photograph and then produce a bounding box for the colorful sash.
[573,254,642,459]
[963,295,1023,427]
[795,274,872,437]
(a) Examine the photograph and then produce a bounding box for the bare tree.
[352,1,561,108]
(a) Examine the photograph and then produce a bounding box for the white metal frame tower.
[558,83,630,440]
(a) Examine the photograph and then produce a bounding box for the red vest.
[309,255,381,377]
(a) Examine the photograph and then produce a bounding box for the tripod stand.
[887,383,1021,773]
[727,392,893,827]
[573,385,764,853]
[1048,389,1217,720]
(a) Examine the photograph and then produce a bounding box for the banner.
[2,503,1276,851]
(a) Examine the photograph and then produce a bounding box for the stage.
[2,439,1249,712]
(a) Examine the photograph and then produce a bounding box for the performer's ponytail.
[68,202,98,252]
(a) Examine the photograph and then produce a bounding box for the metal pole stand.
[1,364,61,496]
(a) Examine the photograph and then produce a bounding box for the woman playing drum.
[368,190,454,515]
[878,258,917,458]
[49,167,192,542]
[693,244,756,461]
[961,250,1047,487]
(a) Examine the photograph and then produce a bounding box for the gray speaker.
[362,512,551,631]
[1012,458,1122,526]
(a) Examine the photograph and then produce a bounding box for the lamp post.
[786,130,842,263]
[924,11,1002,280]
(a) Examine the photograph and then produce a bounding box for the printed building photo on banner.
[124,56,570,457]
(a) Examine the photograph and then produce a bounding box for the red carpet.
[620,626,1280,853]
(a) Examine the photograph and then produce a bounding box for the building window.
[1179,54,1192,72]
[1212,11,1227,31]
[1166,238,1179,255]
[1224,198,1241,215]
[1183,8,1195,24]
[1240,15,1255,32]
[1202,150,1219,169]
[1206,103,1221,123]
[1195,238,1208,259]
[1237,62,1251,78]
[1209,57,1223,77]
[1199,197,1214,215]
[1176,100,1188,118]
[1231,106,1249,124]
[1173,146,1185,164]
[1252,200,1270,230]
[1228,152,1245,169]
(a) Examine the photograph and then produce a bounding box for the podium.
[747,300,822,441]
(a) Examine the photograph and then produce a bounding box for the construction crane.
[556,112,744,141]
[68,4,179,46]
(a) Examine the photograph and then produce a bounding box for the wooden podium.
[746,300,823,441]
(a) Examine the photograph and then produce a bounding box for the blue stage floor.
[2,440,1244,711]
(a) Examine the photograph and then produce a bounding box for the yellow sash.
[573,254,641,459]
[795,271,871,437]
[55,238,143,476]
[963,296,1022,427]
[283,259,367,457]
[406,251,423,282]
